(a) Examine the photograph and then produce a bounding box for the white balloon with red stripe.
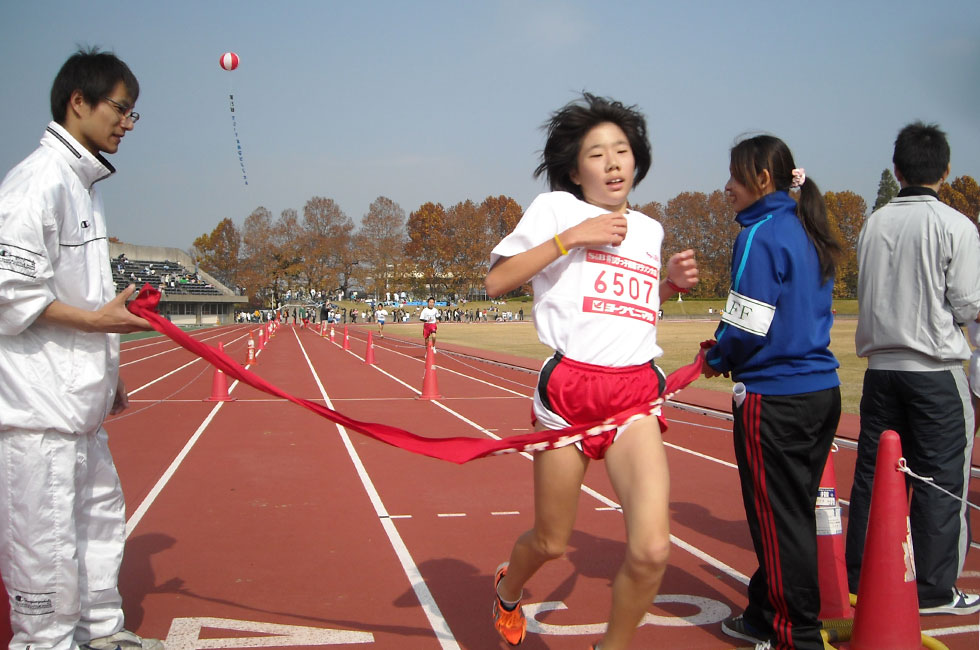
[219,52,239,71]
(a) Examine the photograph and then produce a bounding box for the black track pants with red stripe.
[734,387,841,650]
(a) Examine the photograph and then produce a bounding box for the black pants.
[845,368,974,607]
[735,387,841,650]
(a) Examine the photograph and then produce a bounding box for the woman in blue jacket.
[706,134,842,650]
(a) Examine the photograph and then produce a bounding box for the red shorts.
[533,354,666,460]
[423,323,438,338]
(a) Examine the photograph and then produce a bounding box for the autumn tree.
[939,175,980,224]
[277,208,307,291]
[481,195,523,243]
[824,190,867,298]
[302,196,354,294]
[239,206,304,308]
[191,217,242,287]
[442,199,489,299]
[479,195,525,295]
[238,207,275,307]
[655,190,738,298]
[634,200,665,222]
[357,196,407,300]
[405,202,448,296]
[872,168,900,211]
[334,233,361,300]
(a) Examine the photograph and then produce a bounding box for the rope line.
[897,457,980,512]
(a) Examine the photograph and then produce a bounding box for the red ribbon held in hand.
[127,285,708,464]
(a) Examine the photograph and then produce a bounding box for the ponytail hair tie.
[790,168,806,188]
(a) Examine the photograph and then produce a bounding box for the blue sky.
[1,1,978,251]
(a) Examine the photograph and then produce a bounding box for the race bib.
[720,290,775,336]
[581,249,659,324]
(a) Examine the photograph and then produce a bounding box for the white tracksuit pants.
[0,428,126,650]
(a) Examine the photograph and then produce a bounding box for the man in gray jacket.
[847,121,980,615]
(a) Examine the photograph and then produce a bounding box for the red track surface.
[2,321,978,649]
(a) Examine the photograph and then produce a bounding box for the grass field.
[372,309,867,414]
[133,298,869,411]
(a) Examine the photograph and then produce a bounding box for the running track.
[1,321,978,649]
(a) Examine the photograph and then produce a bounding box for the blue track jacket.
[705,191,840,395]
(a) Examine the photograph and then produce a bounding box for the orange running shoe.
[492,562,526,646]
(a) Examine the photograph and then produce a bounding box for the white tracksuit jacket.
[0,123,127,649]
[0,122,120,434]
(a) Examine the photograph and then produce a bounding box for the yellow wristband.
[554,234,569,256]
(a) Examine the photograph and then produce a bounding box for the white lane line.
[125,378,240,537]
[580,480,750,585]
[334,338,752,588]
[128,357,204,396]
[491,511,520,516]
[126,331,254,397]
[664,441,739,470]
[437,513,467,518]
[121,328,247,367]
[355,341,534,399]
[921,623,979,638]
[124,355,268,536]
[295,330,460,649]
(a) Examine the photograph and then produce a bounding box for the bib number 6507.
[594,270,654,303]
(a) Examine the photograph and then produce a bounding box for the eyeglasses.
[103,97,140,124]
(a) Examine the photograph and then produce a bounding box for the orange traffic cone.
[420,341,441,399]
[246,333,256,365]
[816,444,852,619]
[206,343,234,402]
[329,326,335,343]
[365,331,376,365]
[257,328,265,351]
[343,325,350,350]
[850,430,920,649]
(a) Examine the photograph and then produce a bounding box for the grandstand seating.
[112,257,223,296]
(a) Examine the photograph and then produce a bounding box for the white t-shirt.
[419,307,440,324]
[375,309,387,323]
[490,191,664,367]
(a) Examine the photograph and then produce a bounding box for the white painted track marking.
[294,330,461,649]
[165,616,373,648]
[116,325,980,644]
[327,331,755,587]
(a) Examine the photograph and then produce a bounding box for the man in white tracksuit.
[0,49,161,650]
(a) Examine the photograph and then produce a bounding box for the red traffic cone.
[257,329,265,351]
[206,343,234,402]
[365,331,376,365]
[330,326,335,343]
[246,333,256,365]
[425,338,436,370]
[420,342,441,399]
[850,430,920,649]
[320,322,326,337]
[343,325,350,350]
[816,444,852,619]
